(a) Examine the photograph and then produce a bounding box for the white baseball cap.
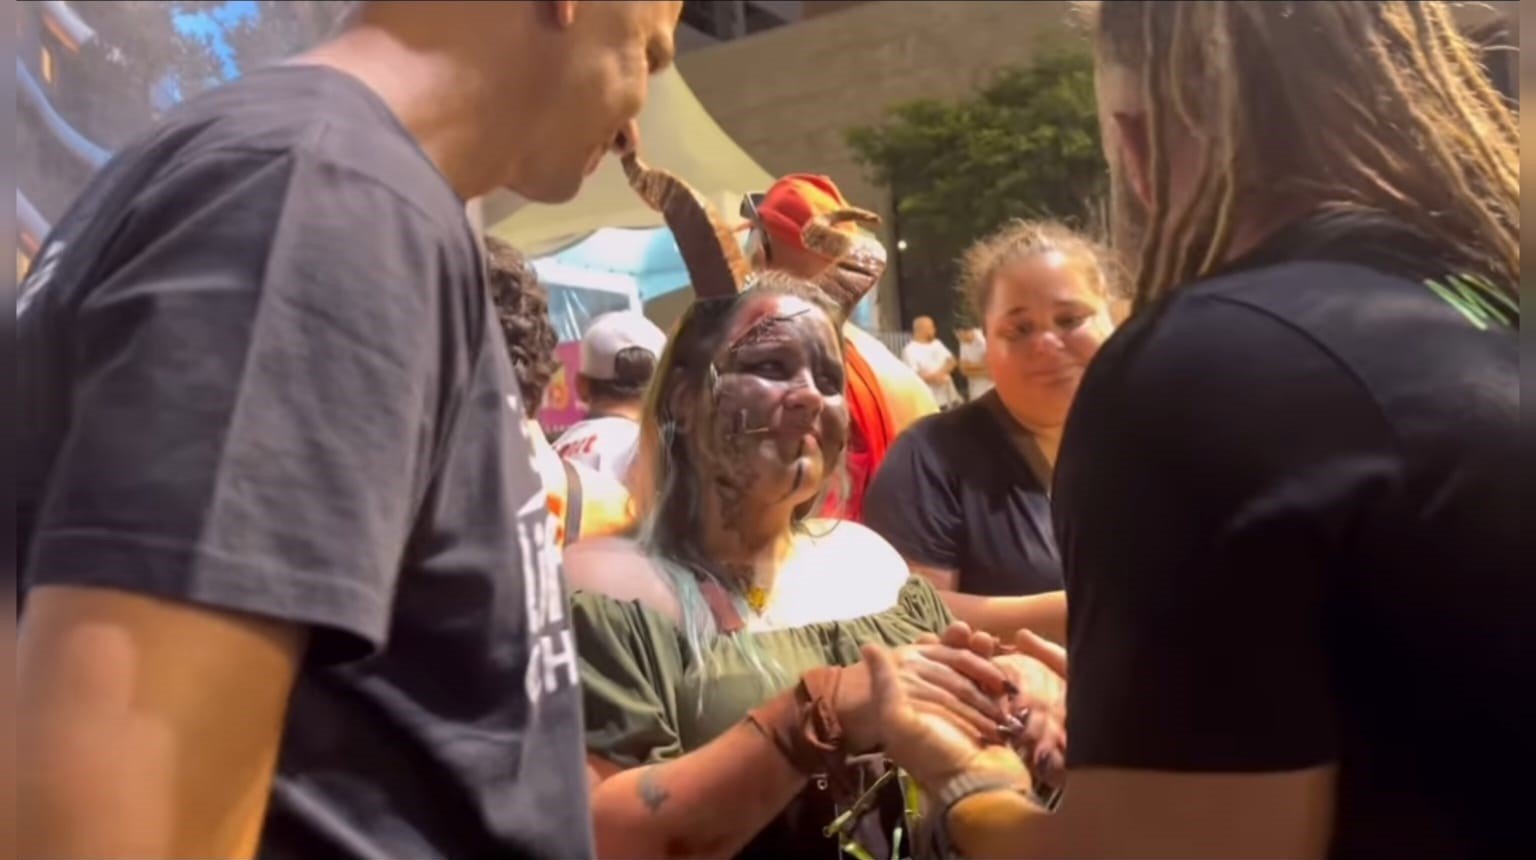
[579,312,667,381]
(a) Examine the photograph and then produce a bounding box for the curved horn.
[622,153,751,300]
[802,208,887,319]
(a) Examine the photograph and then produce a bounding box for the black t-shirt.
[864,393,1062,596]
[17,66,593,860]
[1056,214,1526,858]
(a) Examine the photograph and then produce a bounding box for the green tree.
[846,50,1105,327]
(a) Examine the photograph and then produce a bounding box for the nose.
[781,384,825,425]
[610,120,641,158]
[1025,329,1066,358]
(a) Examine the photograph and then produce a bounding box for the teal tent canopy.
[533,226,702,343]
[542,226,694,304]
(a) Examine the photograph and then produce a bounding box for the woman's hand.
[917,623,1070,788]
[835,641,1012,755]
[998,628,1069,787]
[1011,626,1067,676]
[858,643,1030,788]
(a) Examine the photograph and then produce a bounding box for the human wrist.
[919,767,1033,860]
[946,781,1042,858]
[946,776,1034,819]
[744,666,850,777]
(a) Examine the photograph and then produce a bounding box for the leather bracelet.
[744,666,852,789]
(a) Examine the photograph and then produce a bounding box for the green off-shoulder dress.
[573,576,955,859]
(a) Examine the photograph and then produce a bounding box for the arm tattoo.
[638,765,671,815]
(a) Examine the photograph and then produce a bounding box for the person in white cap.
[554,311,667,485]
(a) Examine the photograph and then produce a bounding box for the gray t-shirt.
[17,65,592,860]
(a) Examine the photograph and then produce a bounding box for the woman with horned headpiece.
[565,156,1066,859]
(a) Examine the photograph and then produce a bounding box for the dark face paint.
[691,294,850,522]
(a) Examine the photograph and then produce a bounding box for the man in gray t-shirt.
[16,3,682,858]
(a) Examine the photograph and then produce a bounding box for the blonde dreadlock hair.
[1081,1,1519,316]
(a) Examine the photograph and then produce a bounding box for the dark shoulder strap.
[561,459,584,545]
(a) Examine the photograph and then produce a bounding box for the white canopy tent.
[482,66,775,257]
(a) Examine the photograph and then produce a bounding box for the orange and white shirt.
[530,422,634,547]
[553,416,640,486]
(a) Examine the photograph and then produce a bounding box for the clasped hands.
[836,621,1068,792]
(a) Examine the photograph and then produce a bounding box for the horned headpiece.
[621,153,887,319]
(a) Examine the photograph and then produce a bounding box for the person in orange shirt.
[743,175,937,522]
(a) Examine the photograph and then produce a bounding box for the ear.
[1109,297,1132,325]
[665,382,694,432]
[1111,110,1153,210]
[549,0,577,28]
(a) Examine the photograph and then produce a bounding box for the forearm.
[948,785,1063,859]
[591,720,807,859]
[950,768,1336,859]
[937,589,1067,646]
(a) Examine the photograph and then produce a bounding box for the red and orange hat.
[753,173,858,254]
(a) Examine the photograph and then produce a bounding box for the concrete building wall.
[677,0,1084,327]
[801,0,870,20]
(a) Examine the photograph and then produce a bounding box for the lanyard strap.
[560,459,584,545]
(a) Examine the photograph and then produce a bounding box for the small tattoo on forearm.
[638,765,670,814]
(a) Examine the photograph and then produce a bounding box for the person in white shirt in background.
[903,315,962,409]
[486,237,634,548]
[554,310,667,485]
[957,326,993,401]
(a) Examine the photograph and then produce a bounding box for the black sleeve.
[26,150,448,661]
[864,425,965,573]
[1056,293,1401,772]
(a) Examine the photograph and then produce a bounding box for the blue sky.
[171,0,260,80]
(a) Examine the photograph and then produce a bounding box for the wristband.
[917,771,1028,860]
[744,666,853,792]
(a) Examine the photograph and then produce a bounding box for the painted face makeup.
[696,294,850,519]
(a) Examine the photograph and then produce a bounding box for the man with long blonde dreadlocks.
[862,2,1524,859]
